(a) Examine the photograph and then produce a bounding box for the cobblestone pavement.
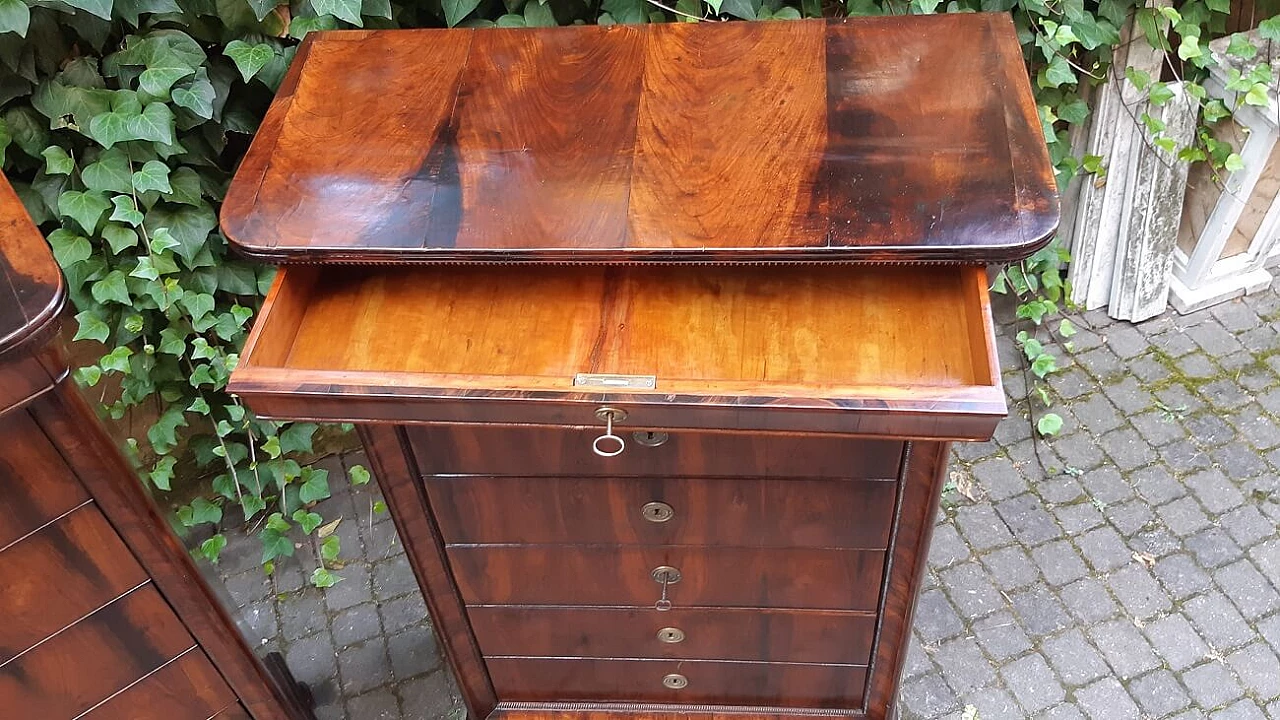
[211,282,1280,720]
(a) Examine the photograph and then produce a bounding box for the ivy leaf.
[1030,352,1057,378]
[1177,34,1203,61]
[1261,16,1280,41]
[1245,84,1270,107]
[164,167,204,205]
[59,190,110,234]
[62,0,114,20]
[262,435,282,458]
[1226,33,1258,59]
[103,224,139,254]
[148,405,188,453]
[349,464,371,486]
[171,78,215,119]
[139,65,195,100]
[143,203,216,266]
[259,527,295,564]
[49,229,92,267]
[1225,153,1245,172]
[299,467,332,504]
[313,0,362,23]
[524,0,554,25]
[1057,97,1089,124]
[91,269,131,305]
[0,0,31,36]
[73,309,111,342]
[81,148,132,193]
[199,534,227,563]
[280,422,317,454]
[266,511,291,532]
[719,0,756,18]
[41,146,73,175]
[87,111,132,149]
[319,534,340,562]
[1038,55,1075,88]
[1037,413,1064,436]
[362,0,392,18]
[127,102,175,144]
[241,495,267,521]
[1148,82,1175,106]
[292,509,323,534]
[149,455,177,491]
[310,567,342,588]
[246,0,276,19]
[158,326,187,355]
[132,159,172,193]
[110,195,144,226]
[442,0,480,25]
[224,40,277,82]
[114,0,182,25]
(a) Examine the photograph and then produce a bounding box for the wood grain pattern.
[221,15,1057,265]
[0,172,63,357]
[427,475,897,548]
[230,264,1006,439]
[0,409,90,548]
[80,649,236,720]
[490,711,868,720]
[468,606,877,665]
[449,545,886,610]
[486,658,867,708]
[413,426,901,479]
[0,503,147,662]
[0,585,194,718]
[361,424,499,720]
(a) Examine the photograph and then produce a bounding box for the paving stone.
[971,456,1030,501]
[1219,505,1276,548]
[1146,613,1213,671]
[388,624,441,680]
[1107,563,1172,620]
[1202,378,1252,411]
[1042,629,1109,686]
[1128,465,1193,509]
[1128,526,1183,558]
[373,554,419,601]
[1059,577,1119,624]
[901,673,960,718]
[1088,618,1160,679]
[1250,538,1280,588]
[332,603,384,648]
[338,638,394,695]
[1104,325,1149,359]
[224,569,273,608]
[1038,703,1087,720]
[1157,496,1212,537]
[1187,527,1245,568]
[239,601,278,644]
[1050,502,1106,536]
[1215,559,1280,620]
[1050,368,1095,400]
[347,688,400,720]
[1129,669,1191,717]
[280,588,330,640]
[1070,394,1124,434]
[1103,376,1154,415]
[938,563,1004,621]
[1130,410,1188,446]
[273,559,307,594]
[973,611,1033,661]
[1103,500,1155,537]
[1212,699,1270,720]
[1049,432,1107,471]
[1210,300,1261,332]
[1182,660,1245,710]
[1184,412,1239,447]
[1226,641,1280,699]
[1075,526,1131,572]
[1099,428,1157,471]
[284,631,338,689]
[1030,539,1089,587]
[325,562,374,612]
[1000,652,1064,714]
[903,636,935,680]
[1185,592,1258,651]
[928,524,972,569]
[1037,476,1086,505]
[981,546,1040,591]
[1156,384,1205,414]
[914,589,966,644]
[955,686,1022,720]
[1010,586,1071,637]
[1184,468,1246,514]
[1230,405,1280,450]
[1153,553,1214,600]
[1159,438,1214,472]
[932,636,995,694]
[399,671,464,720]
[1076,677,1141,720]
[379,592,429,634]
[1079,466,1132,505]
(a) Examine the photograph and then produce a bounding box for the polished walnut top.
[0,173,63,357]
[222,14,1057,266]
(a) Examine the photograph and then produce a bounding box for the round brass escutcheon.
[657,627,686,644]
[651,565,682,584]
[633,430,669,447]
[662,673,689,690]
[641,501,675,524]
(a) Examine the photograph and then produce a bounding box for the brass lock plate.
[657,627,686,644]
[641,501,675,523]
[663,673,689,689]
[651,566,682,584]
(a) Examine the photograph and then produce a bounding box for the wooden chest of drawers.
[223,14,1057,720]
[0,175,314,720]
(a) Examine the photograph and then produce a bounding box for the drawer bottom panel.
[469,606,877,665]
[486,657,867,708]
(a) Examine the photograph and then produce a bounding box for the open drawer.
[229,264,1005,440]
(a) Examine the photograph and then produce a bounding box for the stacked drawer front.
[413,425,903,710]
[0,411,238,720]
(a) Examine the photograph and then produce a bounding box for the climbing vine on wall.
[0,0,1273,579]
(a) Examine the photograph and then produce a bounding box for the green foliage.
[3,0,1276,578]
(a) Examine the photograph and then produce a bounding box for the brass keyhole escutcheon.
[633,430,669,447]
[663,673,688,690]
[641,501,674,524]
[652,566,682,584]
[657,627,685,644]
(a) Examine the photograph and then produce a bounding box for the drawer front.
[0,410,90,548]
[429,475,896,548]
[450,546,885,611]
[469,606,877,665]
[410,425,903,479]
[485,657,868,708]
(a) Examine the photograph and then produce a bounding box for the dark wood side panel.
[214,705,254,720]
[490,711,867,720]
[469,606,877,665]
[486,658,867,709]
[27,386,309,720]
[0,408,90,548]
[428,476,896,549]
[0,503,146,662]
[0,584,194,718]
[863,441,951,720]
[80,649,236,720]
[411,426,903,479]
[359,424,498,720]
[450,546,886,611]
